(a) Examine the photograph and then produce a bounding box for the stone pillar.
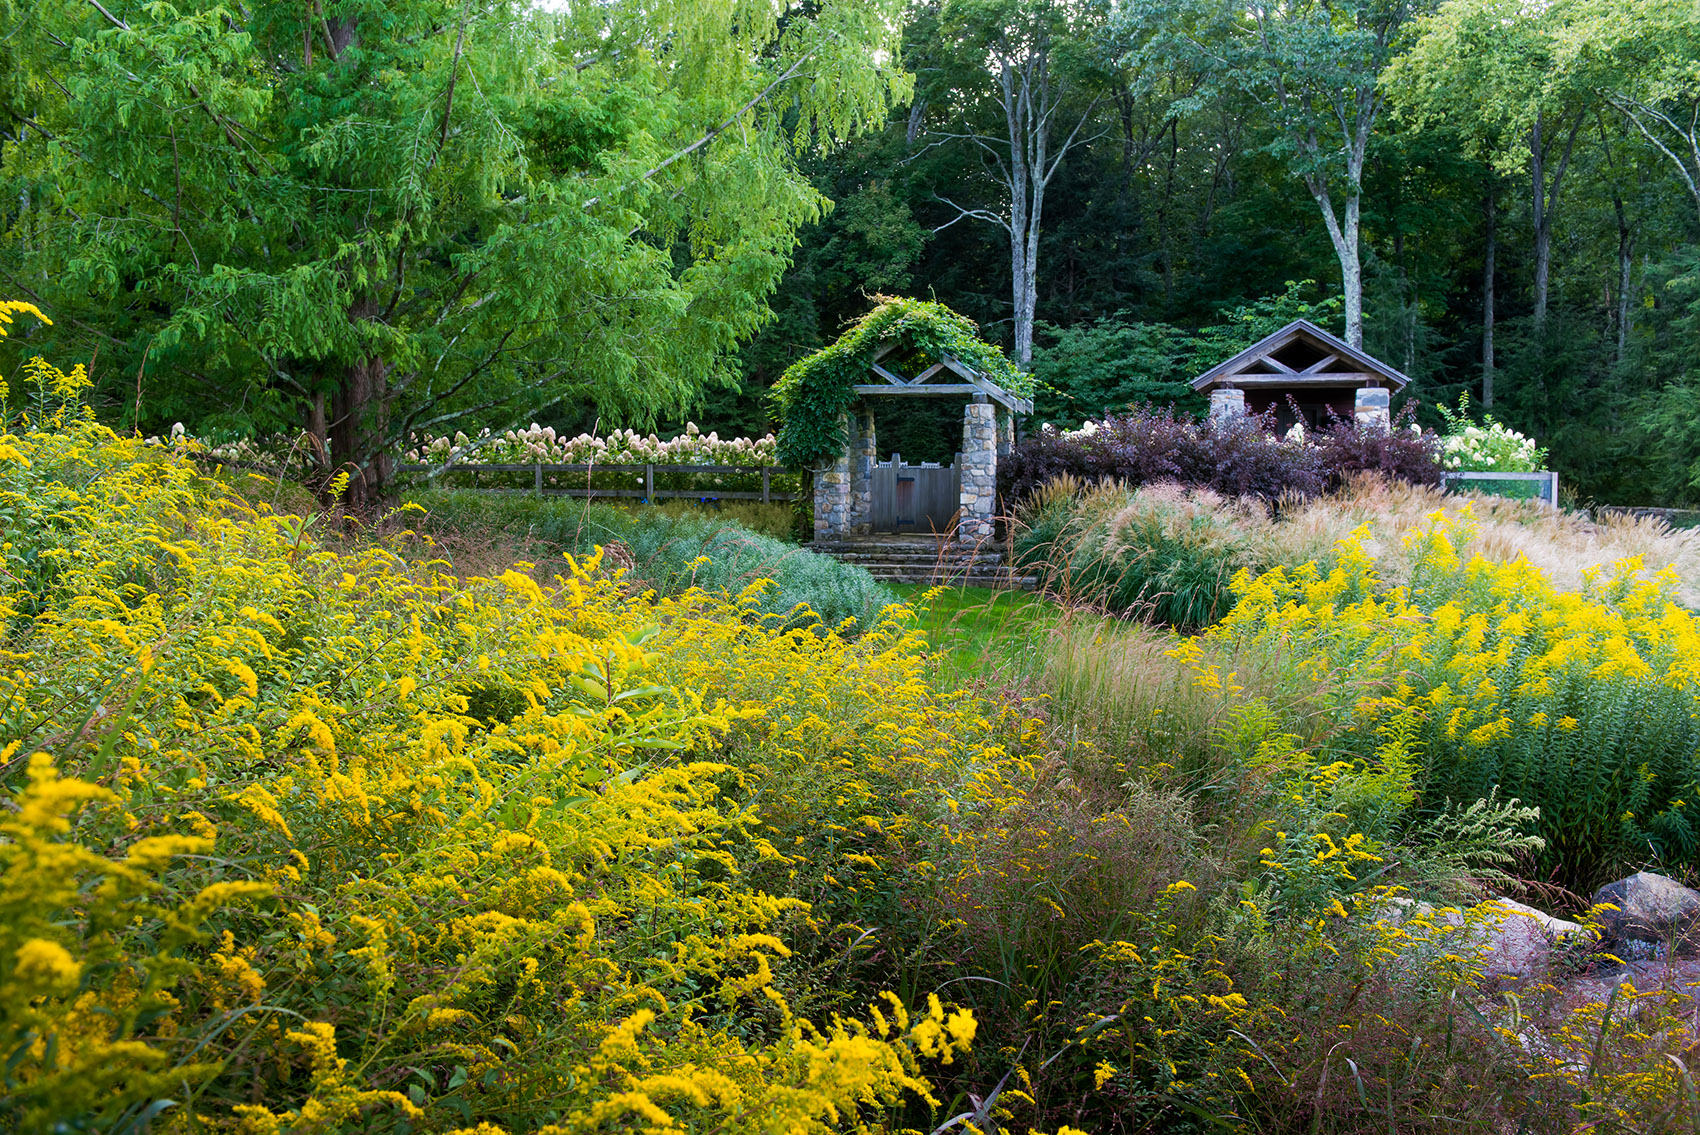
[813,412,853,541]
[1209,387,1246,421]
[849,408,876,535]
[1354,386,1391,431]
[959,400,997,544]
[995,407,1015,457]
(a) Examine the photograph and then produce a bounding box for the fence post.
[761,467,771,504]
[644,464,654,504]
[534,463,543,496]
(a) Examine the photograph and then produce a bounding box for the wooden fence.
[395,463,800,503]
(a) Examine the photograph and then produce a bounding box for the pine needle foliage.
[771,296,1030,466]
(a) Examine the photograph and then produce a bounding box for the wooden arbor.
[1191,318,1409,432]
[817,343,1034,543]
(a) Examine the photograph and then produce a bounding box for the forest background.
[3,0,1699,505]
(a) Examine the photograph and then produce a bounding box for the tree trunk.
[1304,87,1374,350]
[1003,62,1035,370]
[1483,181,1496,408]
[1614,194,1632,366]
[906,94,927,146]
[1528,109,1583,337]
[1018,179,1042,368]
[307,388,329,469]
[329,303,392,507]
[1311,174,1365,350]
[1341,202,1362,350]
[1530,113,1550,334]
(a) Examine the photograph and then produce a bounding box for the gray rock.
[1477,897,1586,978]
[1590,871,1700,956]
[1379,896,1585,980]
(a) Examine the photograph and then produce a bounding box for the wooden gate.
[871,456,960,533]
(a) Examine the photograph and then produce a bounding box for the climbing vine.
[771,296,1030,466]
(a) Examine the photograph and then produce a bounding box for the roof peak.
[1191,318,1411,391]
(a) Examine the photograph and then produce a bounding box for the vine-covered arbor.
[772,299,1034,542]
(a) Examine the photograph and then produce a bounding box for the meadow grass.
[888,582,1059,684]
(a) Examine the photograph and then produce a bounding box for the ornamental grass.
[3,348,1698,1133]
[1197,507,1700,889]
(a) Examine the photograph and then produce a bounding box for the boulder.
[1380,895,1584,979]
[1478,897,1586,979]
[1590,872,1700,957]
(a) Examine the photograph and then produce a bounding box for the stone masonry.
[959,400,998,544]
[1209,387,1246,420]
[1355,386,1391,430]
[850,408,876,535]
[813,411,853,540]
[995,407,1015,457]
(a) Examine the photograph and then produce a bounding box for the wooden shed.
[1191,319,1409,432]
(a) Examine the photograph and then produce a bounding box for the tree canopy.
[1,0,909,497]
[7,0,1700,504]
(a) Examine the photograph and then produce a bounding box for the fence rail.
[1442,470,1559,507]
[395,463,801,503]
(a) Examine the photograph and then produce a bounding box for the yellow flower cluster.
[0,411,989,1132]
[1203,509,1700,883]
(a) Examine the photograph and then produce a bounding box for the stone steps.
[809,535,1034,589]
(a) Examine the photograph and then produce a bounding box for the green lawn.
[889,583,1061,684]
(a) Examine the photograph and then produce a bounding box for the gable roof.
[1190,319,1411,392]
[850,340,1035,414]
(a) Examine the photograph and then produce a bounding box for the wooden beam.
[853,384,982,397]
[869,362,909,386]
[911,361,949,384]
[967,374,1022,413]
[1299,352,1342,375]
[1257,353,1298,374]
[1223,374,1383,388]
[940,353,980,379]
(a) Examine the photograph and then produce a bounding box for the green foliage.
[770,296,1030,466]
[1014,482,1268,629]
[1030,282,1343,427]
[412,490,897,631]
[1,0,911,495]
[1190,281,1349,370]
[1636,249,1700,503]
[1031,318,1199,424]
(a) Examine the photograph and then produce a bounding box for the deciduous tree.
[919,0,1114,369]
[1,0,909,500]
[1121,0,1428,349]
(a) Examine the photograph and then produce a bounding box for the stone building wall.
[813,411,853,540]
[850,408,876,535]
[959,401,997,544]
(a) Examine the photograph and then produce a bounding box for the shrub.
[1436,394,1548,473]
[0,406,982,1133]
[1203,509,1700,888]
[404,420,778,467]
[1312,409,1444,488]
[1000,405,1328,509]
[411,490,896,630]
